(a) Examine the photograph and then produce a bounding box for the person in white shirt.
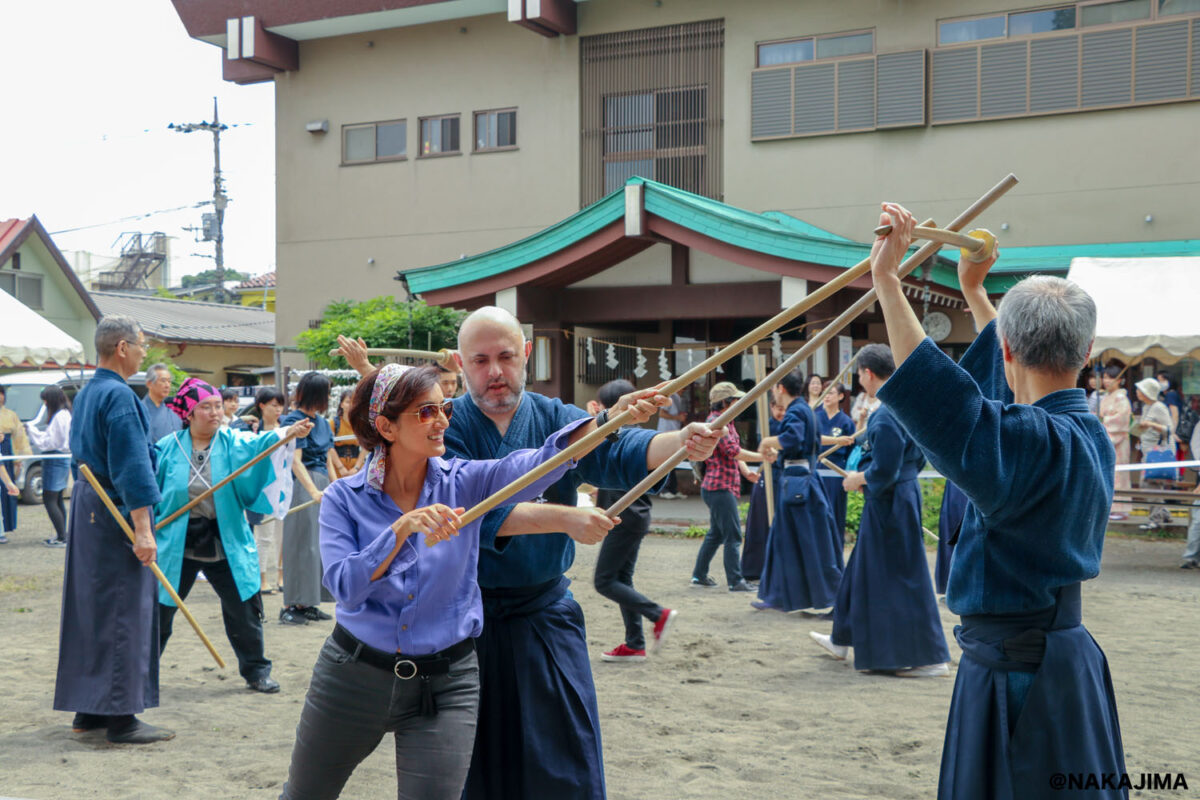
[25,386,72,547]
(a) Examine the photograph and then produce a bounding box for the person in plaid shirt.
[692,382,765,591]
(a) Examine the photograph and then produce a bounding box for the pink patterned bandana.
[165,377,221,422]
[367,364,411,491]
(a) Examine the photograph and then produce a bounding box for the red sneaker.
[601,644,647,662]
[650,608,677,654]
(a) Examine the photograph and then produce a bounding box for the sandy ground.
[1,500,1198,800]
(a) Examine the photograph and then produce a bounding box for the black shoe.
[106,716,175,744]
[728,581,754,592]
[690,576,718,588]
[1181,559,1199,569]
[247,676,280,694]
[301,605,332,622]
[279,606,309,625]
[71,712,107,732]
[43,538,66,549]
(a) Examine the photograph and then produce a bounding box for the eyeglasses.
[401,400,454,424]
[122,339,147,352]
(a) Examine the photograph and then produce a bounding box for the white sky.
[0,0,275,283]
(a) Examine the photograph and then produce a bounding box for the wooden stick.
[155,431,299,531]
[1112,487,1198,499]
[922,526,940,541]
[752,346,775,526]
[873,224,985,252]
[820,457,849,478]
[286,496,320,517]
[327,346,457,370]
[600,174,1019,518]
[78,464,226,669]
[819,426,865,461]
[813,352,858,409]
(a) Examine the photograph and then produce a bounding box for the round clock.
[922,311,952,343]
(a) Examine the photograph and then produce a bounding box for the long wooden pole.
[454,174,1015,527]
[752,346,775,526]
[155,431,299,531]
[78,464,226,669]
[601,174,1019,518]
[873,223,986,253]
[819,425,865,461]
[327,347,457,370]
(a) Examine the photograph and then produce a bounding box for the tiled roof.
[236,271,276,289]
[0,218,29,254]
[92,291,275,346]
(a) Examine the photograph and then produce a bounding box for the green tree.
[181,269,248,288]
[139,346,189,389]
[296,297,467,369]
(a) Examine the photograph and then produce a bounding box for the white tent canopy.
[0,287,86,367]
[1066,257,1200,365]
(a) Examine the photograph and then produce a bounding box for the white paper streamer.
[771,331,783,364]
[586,337,596,365]
[658,349,672,381]
[605,342,619,370]
[633,347,647,379]
[714,349,723,374]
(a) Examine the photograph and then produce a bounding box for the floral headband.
[367,364,412,491]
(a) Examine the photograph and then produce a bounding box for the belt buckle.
[394,659,418,680]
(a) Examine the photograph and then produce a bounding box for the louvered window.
[931,17,1197,123]
[752,49,924,140]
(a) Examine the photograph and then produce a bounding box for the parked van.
[0,369,147,504]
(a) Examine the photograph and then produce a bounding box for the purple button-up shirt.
[318,418,590,655]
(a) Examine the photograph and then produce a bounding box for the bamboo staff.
[328,347,457,371]
[873,223,984,253]
[155,431,301,531]
[819,426,865,461]
[287,496,320,517]
[78,464,226,669]
[600,174,1019,518]
[751,346,775,525]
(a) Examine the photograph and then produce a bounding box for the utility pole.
[170,97,230,302]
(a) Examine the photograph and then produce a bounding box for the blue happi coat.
[154,427,286,606]
[830,403,950,671]
[756,397,842,612]
[878,321,1125,800]
[444,390,658,800]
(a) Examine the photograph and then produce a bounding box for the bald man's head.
[456,306,532,417]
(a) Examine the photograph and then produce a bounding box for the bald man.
[338,312,720,800]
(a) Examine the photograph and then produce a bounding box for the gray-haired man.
[142,363,181,443]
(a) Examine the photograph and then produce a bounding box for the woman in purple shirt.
[280,364,661,800]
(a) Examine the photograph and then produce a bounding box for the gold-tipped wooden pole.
[78,464,226,669]
[327,347,458,371]
[819,457,849,478]
[155,431,299,531]
[751,346,775,526]
[600,174,1019,518]
[873,223,983,252]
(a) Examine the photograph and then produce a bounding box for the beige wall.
[159,341,274,385]
[273,0,1199,366]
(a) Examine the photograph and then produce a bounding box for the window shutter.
[1134,22,1189,102]
[1030,35,1080,112]
[876,50,925,128]
[751,68,792,138]
[793,62,836,134]
[931,47,979,122]
[980,41,1028,117]
[1193,19,1200,96]
[1081,29,1133,107]
[836,59,875,130]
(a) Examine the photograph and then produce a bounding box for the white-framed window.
[757,30,874,67]
[341,119,406,165]
[419,115,461,157]
[0,270,43,309]
[934,0,1199,45]
[474,108,517,152]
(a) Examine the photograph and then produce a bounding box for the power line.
[49,201,213,236]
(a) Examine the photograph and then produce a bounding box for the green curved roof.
[403,177,1200,296]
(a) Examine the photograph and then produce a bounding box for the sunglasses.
[401,400,454,424]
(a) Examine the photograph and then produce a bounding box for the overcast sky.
[0,0,275,283]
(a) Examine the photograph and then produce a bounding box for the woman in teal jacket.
[155,378,311,693]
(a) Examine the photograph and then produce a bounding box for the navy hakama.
[935,481,968,595]
[878,322,1125,799]
[468,577,604,800]
[756,399,842,612]
[816,407,854,568]
[740,478,769,581]
[53,480,160,715]
[830,406,949,671]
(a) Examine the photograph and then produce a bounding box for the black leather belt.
[332,624,474,716]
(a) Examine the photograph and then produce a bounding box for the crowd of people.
[14,206,1198,798]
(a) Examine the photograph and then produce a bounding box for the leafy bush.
[842,477,945,547]
[140,346,189,389]
[296,297,467,369]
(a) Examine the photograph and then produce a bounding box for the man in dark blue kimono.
[868,203,1125,798]
[54,315,175,744]
[810,344,950,676]
[753,368,843,613]
[337,314,720,800]
[935,482,968,596]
